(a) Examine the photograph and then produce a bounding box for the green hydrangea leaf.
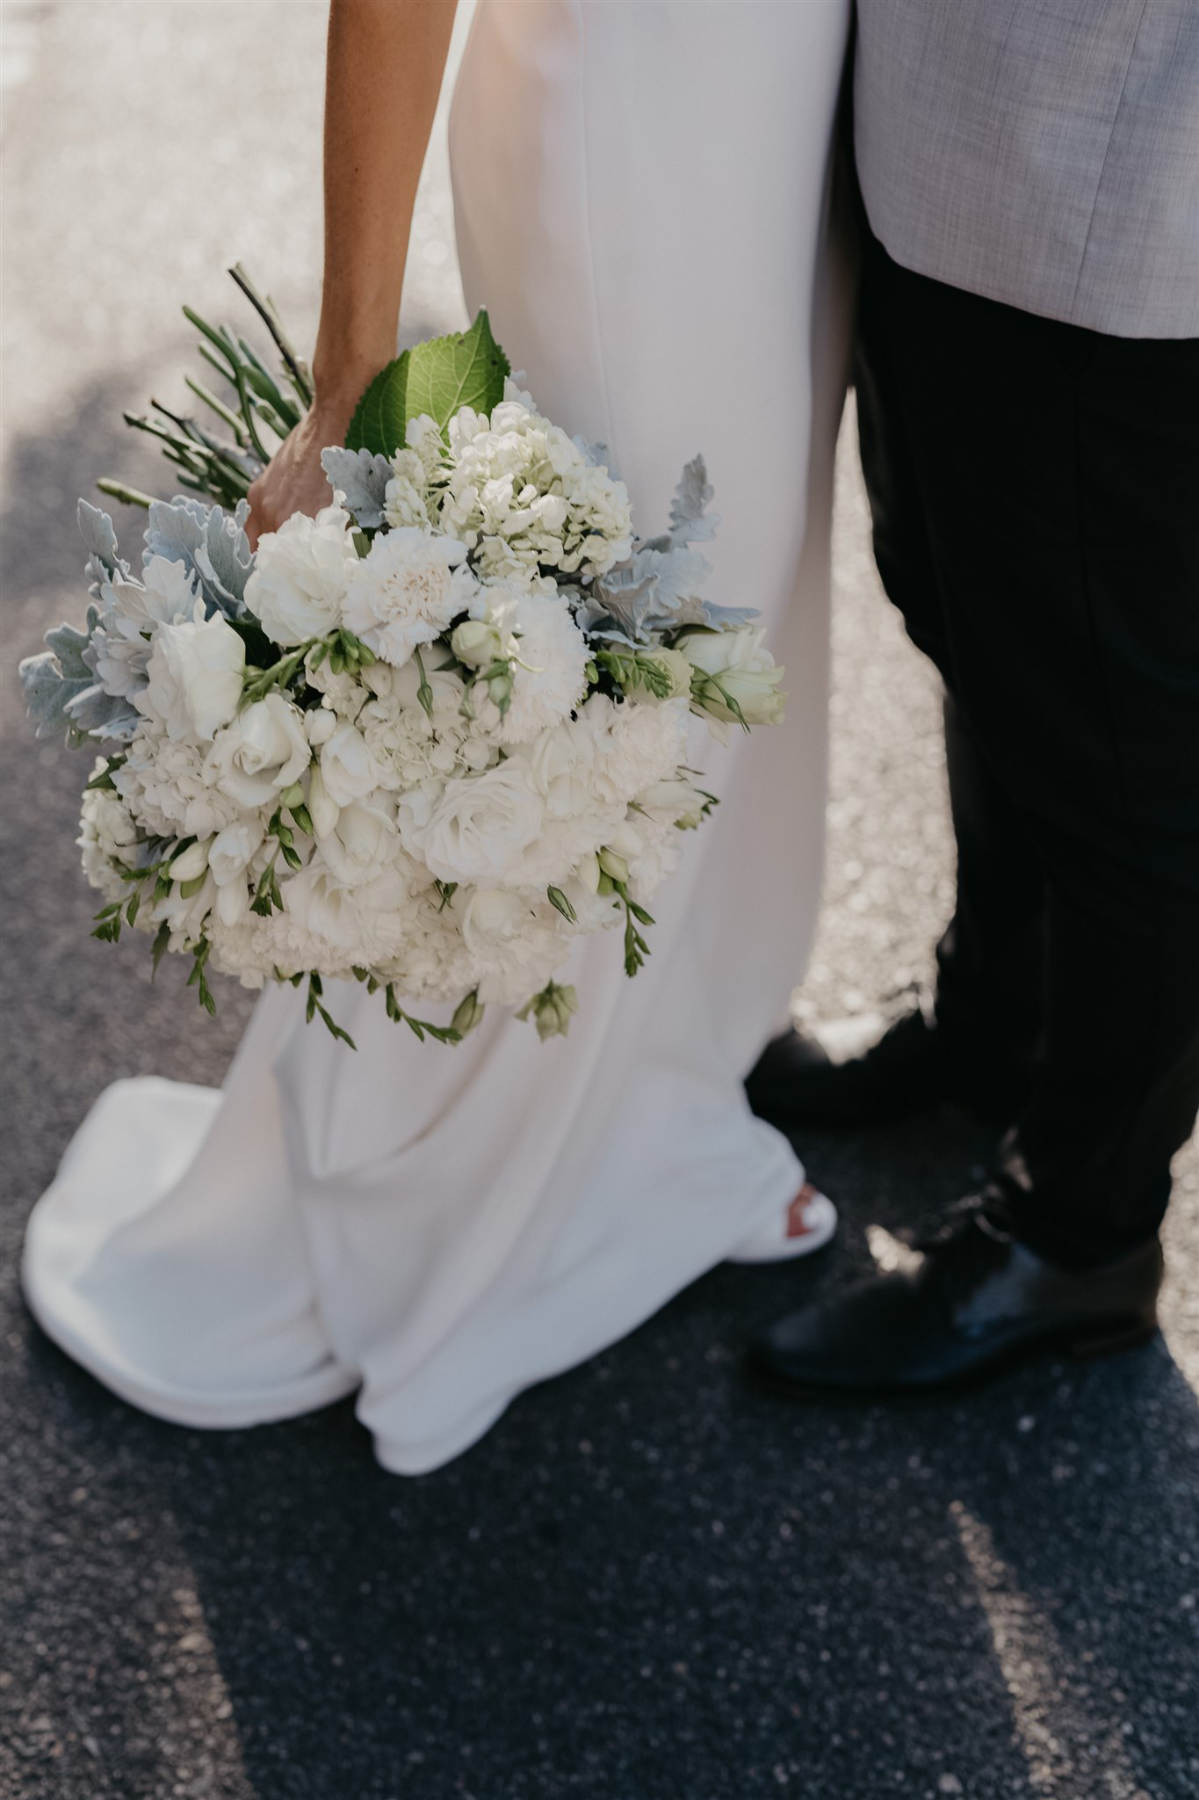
[345,352,411,458]
[344,312,510,459]
[403,309,509,438]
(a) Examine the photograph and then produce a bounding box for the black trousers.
[854,229,1199,1267]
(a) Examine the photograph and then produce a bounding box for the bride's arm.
[246,0,459,546]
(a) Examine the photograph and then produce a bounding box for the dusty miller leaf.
[321,446,394,528]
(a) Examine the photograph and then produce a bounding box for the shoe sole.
[743,1316,1160,1405]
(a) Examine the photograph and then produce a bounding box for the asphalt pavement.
[2,7,1197,1799]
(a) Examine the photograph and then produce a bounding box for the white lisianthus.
[245,504,358,646]
[679,627,786,726]
[205,692,310,808]
[208,818,265,887]
[341,527,477,667]
[318,720,381,807]
[525,718,603,821]
[136,603,246,741]
[398,759,545,887]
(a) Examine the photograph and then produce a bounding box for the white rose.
[398,759,545,887]
[318,721,381,808]
[341,527,477,667]
[137,605,245,741]
[208,818,265,886]
[205,692,311,808]
[316,799,396,888]
[245,504,358,646]
[679,627,786,726]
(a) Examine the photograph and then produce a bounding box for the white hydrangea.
[341,527,478,668]
[245,503,358,646]
[115,722,244,841]
[439,393,632,585]
[78,779,140,902]
[383,414,446,530]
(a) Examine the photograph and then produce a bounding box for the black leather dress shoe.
[748,1202,1162,1398]
[745,1004,1031,1131]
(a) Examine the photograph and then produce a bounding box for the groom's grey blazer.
[854,0,1199,338]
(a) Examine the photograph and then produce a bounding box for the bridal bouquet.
[21,274,784,1046]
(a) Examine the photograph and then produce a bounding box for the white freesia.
[245,504,358,646]
[205,693,310,808]
[679,627,786,726]
[208,818,265,887]
[315,799,397,889]
[341,527,477,667]
[136,604,245,741]
[318,721,381,807]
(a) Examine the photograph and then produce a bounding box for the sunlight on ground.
[951,1502,1152,1800]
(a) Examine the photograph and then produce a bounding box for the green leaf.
[345,352,411,457]
[402,310,509,439]
[344,311,510,458]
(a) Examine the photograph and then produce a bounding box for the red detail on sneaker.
[785,1184,821,1239]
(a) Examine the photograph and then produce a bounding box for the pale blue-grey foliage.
[21,607,139,743]
[321,446,394,530]
[579,456,756,643]
[143,495,251,617]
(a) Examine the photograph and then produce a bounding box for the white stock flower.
[679,627,786,726]
[136,604,246,741]
[398,759,545,887]
[245,504,358,646]
[341,527,477,667]
[205,693,310,808]
[78,781,139,903]
[383,415,445,530]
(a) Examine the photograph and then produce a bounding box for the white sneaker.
[728,1182,838,1265]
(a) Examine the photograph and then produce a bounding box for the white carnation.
[475,584,590,745]
[341,527,477,668]
[245,504,358,646]
[460,886,571,1006]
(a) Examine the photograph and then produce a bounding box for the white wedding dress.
[22,0,853,1474]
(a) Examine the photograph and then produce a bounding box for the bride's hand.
[245,392,360,550]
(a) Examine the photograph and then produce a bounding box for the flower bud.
[305,706,338,748]
[517,982,579,1042]
[279,782,306,810]
[170,840,210,884]
[451,619,506,669]
[451,989,486,1037]
[597,846,630,886]
[639,647,693,700]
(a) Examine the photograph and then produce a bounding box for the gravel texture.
[2,7,1197,1799]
